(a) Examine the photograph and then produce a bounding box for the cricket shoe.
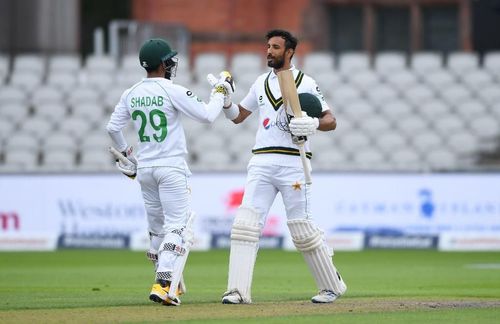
[149,283,181,306]
[311,290,341,303]
[221,289,250,304]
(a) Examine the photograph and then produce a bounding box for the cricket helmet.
[298,93,323,118]
[139,38,178,70]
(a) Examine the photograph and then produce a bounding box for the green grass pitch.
[0,249,499,323]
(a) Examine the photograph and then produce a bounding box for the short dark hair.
[266,29,298,51]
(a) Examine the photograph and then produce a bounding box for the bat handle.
[298,144,312,185]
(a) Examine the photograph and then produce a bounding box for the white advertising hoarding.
[313,173,500,235]
[1,173,499,250]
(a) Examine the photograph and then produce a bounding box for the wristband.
[223,103,239,120]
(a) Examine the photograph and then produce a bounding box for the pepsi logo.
[263,118,271,129]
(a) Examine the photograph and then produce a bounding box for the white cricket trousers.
[137,166,191,235]
[242,164,312,227]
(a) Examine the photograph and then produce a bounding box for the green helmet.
[139,38,178,70]
[298,93,323,118]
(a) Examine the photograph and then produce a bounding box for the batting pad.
[168,212,195,298]
[226,206,261,303]
[147,233,165,271]
[287,219,347,296]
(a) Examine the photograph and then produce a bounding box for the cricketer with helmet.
[106,38,234,306]
[219,29,347,305]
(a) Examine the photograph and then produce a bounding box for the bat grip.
[109,146,129,165]
[298,144,312,185]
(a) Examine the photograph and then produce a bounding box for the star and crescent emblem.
[292,181,302,191]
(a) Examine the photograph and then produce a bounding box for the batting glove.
[289,112,319,137]
[109,146,137,179]
[207,71,235,107]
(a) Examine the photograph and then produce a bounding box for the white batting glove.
[207,71,235,107]
[109,146,137,179]
[289,112,319,137]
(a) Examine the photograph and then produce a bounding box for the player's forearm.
[106,127,128,151]
[231,105,252,124]
[317,111,336,131]
[202,93,225,123]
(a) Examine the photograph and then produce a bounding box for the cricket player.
[219,29,347,304]
[106,38,234,306]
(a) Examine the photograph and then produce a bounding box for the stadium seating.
[46,72,79,93]
[34,102,68,123]
[84,54,117,74]
[410,52,443,76]
[12,54,46,75]
[385,69,419,92]
[0,54,9,84]
[43,132,78,152]
[425,149,457,170]
[20,117,56,138]
[41,149,76,171]
[193,52,227,82]
[376,131,407,154]
[31,86,65,106]
[0,102,30,124]
[348,70,379,90]
[48,54,81,74]
[374,51,407,76]
[447,52,479,76]
[0,50,499,173]
[378,100,413,121]
[302,52,335,75]
[483,51,500,80]
[390,148,421,171]
[338,52,370,74]
[231,52,264,74]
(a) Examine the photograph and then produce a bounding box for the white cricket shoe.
[221,289,250,304]
[311,290,340,303]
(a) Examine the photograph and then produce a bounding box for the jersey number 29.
[132,109,168,142]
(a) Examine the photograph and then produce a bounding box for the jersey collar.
[265,65,304,111]
[142,77,173,84]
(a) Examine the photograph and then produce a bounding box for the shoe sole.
[163,299,180,306]
[222,299,239,304]
[311,299,334,304]
[311,296,339,304]
[150,294,165,304]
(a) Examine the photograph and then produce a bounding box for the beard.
[267,54,285,69]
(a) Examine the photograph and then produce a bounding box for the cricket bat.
[277,70,312,185]
[109,146,130,165]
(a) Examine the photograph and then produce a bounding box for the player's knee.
[287,219,324,252]
[159,230,185,256]
[231,206,261,242]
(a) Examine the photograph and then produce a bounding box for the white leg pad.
[225,206,261,303]
[287,219,347,296]
[167,212,195,299]
[147,233,164,272]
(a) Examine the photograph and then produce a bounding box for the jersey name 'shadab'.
[130,96,164,108]
[106,38,234,307]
